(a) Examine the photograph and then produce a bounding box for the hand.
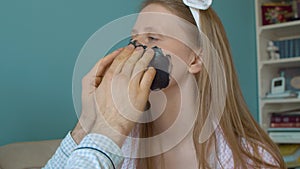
[71,48,122,144]
[90,46,156,147]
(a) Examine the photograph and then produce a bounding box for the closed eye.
[150,36,157,40]
[148,36,159,42]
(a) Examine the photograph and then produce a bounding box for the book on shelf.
[270,108,300,128]
[271,113,300,123]
[270,122,300,128]
[273,38,300,59]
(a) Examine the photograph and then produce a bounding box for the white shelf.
[268,128,300,132]
[260,57,300,69]
[256,0,300,145]
[261,57,300,65]
[269,131,300,144]
[259,20,300,32]
[262,98,300,104]
[258,20,300,40]
[271,138,300,144]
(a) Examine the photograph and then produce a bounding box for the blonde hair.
[126,0,286,168]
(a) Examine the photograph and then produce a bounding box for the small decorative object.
[264,71,299,99]
[291,76,300,90]
[267,41,280,60]
[279,67,300,92]
[271,71,286,95]
[292,0,300,20]
[261,2,293,25]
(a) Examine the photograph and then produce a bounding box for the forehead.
[133,4,177,33]
[142,3,173,14]
[132,4,199,50]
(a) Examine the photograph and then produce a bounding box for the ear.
[188,53,202,74]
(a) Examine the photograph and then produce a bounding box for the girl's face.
[132,4,201,88]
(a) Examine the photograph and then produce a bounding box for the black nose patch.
[128,40,171,90]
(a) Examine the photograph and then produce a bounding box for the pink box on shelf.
[261,3,293,25]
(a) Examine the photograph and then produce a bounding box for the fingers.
[140,67,156,91]
[95,48,123,77]
[87,48,123,88]
[90,48,122,77]
[131,49,155,87]
[107,45,135,75]
[121,47,145,76]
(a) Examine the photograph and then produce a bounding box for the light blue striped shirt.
[43,132,123,169]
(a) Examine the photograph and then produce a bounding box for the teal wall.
[0,0,257,146]
[0,0,144,146]
[213,1,258,121]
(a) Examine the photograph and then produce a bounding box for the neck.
[146,74,199,168]
[149,73,199,135]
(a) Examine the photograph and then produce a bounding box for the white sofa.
[0,139,61,169]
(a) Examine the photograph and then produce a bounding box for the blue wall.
[0,0,257,146]
[213,1,258,120]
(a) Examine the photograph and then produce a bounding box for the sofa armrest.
[0,139,61,169]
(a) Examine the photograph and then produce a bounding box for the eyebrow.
[131,27,160,35]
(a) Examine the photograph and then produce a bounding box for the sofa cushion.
[0,139,61,169]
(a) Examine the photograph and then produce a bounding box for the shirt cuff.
[60,131,78,157]
[76,133,124,167]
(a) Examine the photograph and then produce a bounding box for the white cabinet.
[255,0,300,144]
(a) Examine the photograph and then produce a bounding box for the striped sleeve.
[43,131,77,169]
[65,133,124,169]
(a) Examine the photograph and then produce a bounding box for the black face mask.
[129,40,171,90]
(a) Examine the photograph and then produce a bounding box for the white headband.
[183,0,212,30]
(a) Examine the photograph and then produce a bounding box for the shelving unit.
[255,0,300,145]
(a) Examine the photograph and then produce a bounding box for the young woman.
[44,0,286,168]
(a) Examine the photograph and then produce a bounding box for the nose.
[130,34,147,49]
[129,39,147,49]
[130,34,155,49]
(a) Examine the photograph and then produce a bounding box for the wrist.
[90,123,126,147]
[71,123,87,144]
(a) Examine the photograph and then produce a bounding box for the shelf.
[256,0,300,147]
[258,20,300,39]
[269,131,300,144]
[272,139,300,144]
[268,128,300,132]
[259,20,300,32]
[261,98,300,104]
[260,57,300,68]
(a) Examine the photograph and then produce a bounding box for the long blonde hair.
[128,0,286,168]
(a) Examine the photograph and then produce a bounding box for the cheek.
[171,54,188,77]
[161,41,192,65]
[164,50,189,87]
[158,39,194,87]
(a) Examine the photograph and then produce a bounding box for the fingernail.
[145,48,154,54]
[148,67,156,72]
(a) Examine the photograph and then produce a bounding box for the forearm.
[65,134,124,169]
[71,122,88,144]
[43,131,77,169]
[43,131,124,169]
